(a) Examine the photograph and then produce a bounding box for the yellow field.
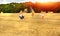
[0,13,60,36]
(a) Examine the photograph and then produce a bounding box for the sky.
[0,0,60,4]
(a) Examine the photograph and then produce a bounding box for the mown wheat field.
[0,13,60,36]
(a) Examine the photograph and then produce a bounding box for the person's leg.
[42,16,44,19]
[32,13,34,17]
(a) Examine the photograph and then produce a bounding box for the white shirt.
[40,13,44,16]
[19,14,23,17]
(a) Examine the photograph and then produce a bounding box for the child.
[31,9,34,17]
[32,11,34,17]
[19,11,24,19]
[40,11,45,19]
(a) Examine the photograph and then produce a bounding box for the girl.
[40,11,45,19]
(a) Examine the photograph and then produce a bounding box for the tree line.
[0,3,29,13]
[0,2,60,13]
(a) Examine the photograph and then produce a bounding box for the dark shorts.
[19,16,24,19]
